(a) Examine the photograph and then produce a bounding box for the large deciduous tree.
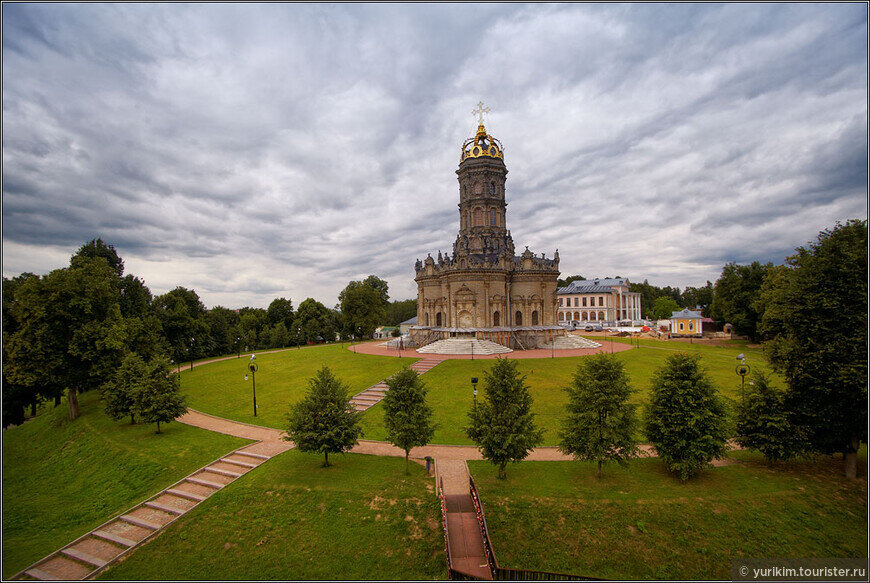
[652,297,681,321]
[339,276,390,339]
[283,367,363,466]
[758,220,867,478]
[382,367,435,473]
[465,358,544,479]
[644,353,728,480]
[558,354,639,478]
[710,261,773,341]
[294,298,338,344]
[2,273,40,427]
[153,287,209,363]
[5,257,128,420]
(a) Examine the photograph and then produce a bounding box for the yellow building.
[670,308,702,337]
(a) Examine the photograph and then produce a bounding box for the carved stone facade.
[411,121,561,348]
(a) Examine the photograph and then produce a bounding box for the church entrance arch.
[515,311,523,326]
[435,312,442,327]
[493,311,500,326]
[458,310,472,328]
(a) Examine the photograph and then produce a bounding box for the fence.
[467,474,605,581]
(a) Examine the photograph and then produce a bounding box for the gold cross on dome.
[472,101,490,124]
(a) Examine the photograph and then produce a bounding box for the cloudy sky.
[3,3,867,309]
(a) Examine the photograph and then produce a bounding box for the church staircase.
[538,335,602,350]
[416,338,513,355]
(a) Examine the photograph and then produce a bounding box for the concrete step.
[185,476,224,490]
[233,451,269,461]
[417,339,512,355]
[540,335,602,350]
[118,514,161,531]
[144,501,185,515]
[24,568,60,581]
[203,467,242,478]
[220,457,257,469]
[60,548,107,569]
[92,530,136,548]
[165,488,206,502]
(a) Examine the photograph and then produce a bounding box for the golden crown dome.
[460,123,504,163]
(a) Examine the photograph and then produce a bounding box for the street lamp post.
[735,353,750,408]
[189,337,195,371]
[236,336,240,359]
[471,377,478,409]
[245,354,259,417]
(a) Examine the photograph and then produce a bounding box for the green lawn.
[1,391,249,578]
[360,339,769,445]
[468,451,867,579]
[98,450,446,580]
[178,343,417,429]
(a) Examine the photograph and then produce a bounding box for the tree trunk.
[597,460,602,479]
[67,388,80,420]
[845,435,859,479]
[130,413,136,425]
[156,420,161,434]
[405,450,410,474]
[498,462,506,479]
[323,451,330,467]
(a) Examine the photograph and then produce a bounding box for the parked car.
[584,324,603,332]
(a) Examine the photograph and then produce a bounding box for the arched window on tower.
[489,182,496,195]
[531,310,539,325]
[489,209,497,226]
[473,207,484,227]
[436,312,442,327]
[493,311,500,326]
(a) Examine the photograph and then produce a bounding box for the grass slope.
[1,391,248,578]
[360,339,768,445]
[469,451,867,580]
[99,450,446,580]
[178,343,417,430]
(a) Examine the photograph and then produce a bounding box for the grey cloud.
[2,3,866,306]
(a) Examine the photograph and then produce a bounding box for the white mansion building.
[557,278,643,325]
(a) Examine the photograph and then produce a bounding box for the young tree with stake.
[284,366,363,466]
[465,358,543,479]
[382,367,435,473]
[559,353,639,478]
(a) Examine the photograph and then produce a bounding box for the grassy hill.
[177,343,417,429]
[1,391,249,578]
[469,451,867,579]
[98,450,446,580]
[360,338,770,444]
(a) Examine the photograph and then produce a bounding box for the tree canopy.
[283,366,363,466]
[644,353,728,480]
[758,219,867,478]
[465,358,544,478]
[558,354,639,478]
[710,261,773,341]
[382,367,436,473]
